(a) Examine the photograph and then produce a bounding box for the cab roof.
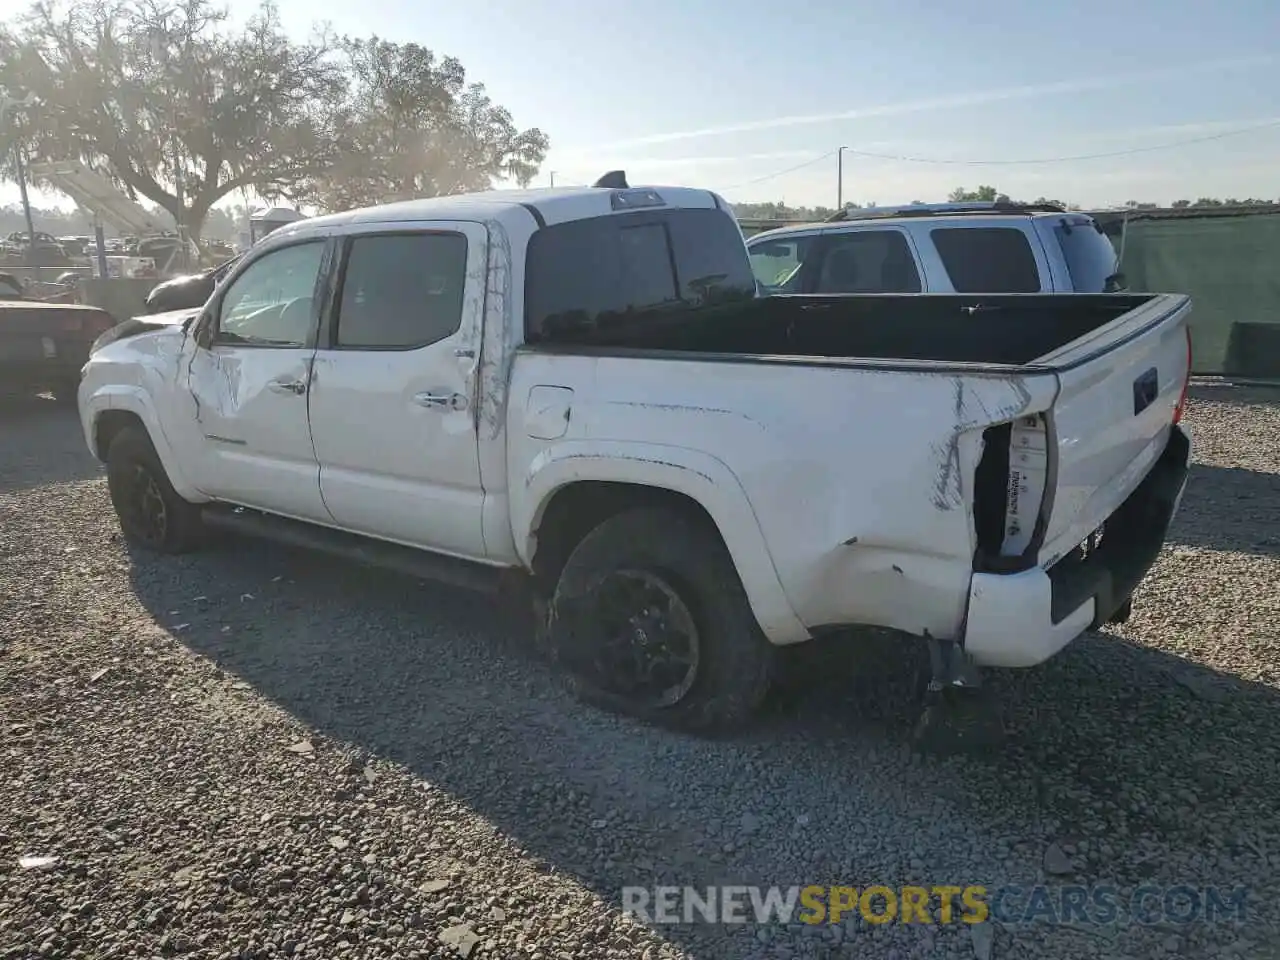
[274,182,728,240]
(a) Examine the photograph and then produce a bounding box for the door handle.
[413,390,467,411]
[268,378,307,395]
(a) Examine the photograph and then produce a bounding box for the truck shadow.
[1186,381,1280,407]
[0,399,103,494]
[126,537,1279,958]
[1166,462,1280,558]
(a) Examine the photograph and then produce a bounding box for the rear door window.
[1053,218,1122,292]
[930,226,1041,293]
[333,232,469,350]
[813,230,921,293]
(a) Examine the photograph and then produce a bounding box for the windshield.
[748,235,816,293]
[1054,217,1122,292]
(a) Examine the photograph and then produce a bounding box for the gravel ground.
[1,383,1277,960]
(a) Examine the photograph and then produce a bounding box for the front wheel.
[545,507,777,732]
[105,425,204,553]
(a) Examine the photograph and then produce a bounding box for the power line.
[722,150,838,190]
[720,118,1280,190]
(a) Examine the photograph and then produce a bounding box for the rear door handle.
[268,378,307,395]
[414,390,468,411]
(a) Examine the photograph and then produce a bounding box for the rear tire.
[106,425,204,553]
[545,506,776,733]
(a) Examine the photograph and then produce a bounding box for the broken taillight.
[1172,326,1192,425]
[972,414,1051,571]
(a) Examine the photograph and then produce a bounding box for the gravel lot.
[1,384,1277,960]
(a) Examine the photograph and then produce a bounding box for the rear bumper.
[964,424,1191,668]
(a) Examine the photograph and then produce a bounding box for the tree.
[948,185,1008,203]
[304,37,548,211]
[722,201,841,221]
[2,0,347,242]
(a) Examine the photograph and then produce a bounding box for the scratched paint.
[603,400,766,431]
[524,451,715,489]
[930,376,1035,511]
[478,219,515,442]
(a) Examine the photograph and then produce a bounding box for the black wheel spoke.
[121,463,168,546]
[578,568,701,709]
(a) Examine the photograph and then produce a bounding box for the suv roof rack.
[824,200,1068,222]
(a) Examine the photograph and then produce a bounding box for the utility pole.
[836,146,847,211]
[549,171,556,187]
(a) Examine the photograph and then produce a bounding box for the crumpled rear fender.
[513,440,810,645]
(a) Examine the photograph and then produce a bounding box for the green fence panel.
[1106,210,1280,376]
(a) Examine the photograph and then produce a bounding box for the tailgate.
[1035,293,1191,567]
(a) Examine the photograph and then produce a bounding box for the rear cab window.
[930,226,1042,293]
[525,207,756,341]
[1051,216,1123,292]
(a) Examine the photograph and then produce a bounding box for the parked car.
[142,254,243,314]
[747,201,1126,296]
[77,175,1192,739]
[58,236,93,258]
[1,299,116,401]
[0,231,73,267]
[0,272,24,299]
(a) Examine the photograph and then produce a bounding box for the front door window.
[215,242,327,346]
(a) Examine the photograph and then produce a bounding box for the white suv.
[746,201,1125,296]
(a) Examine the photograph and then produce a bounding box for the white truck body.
[78,181,1192,730]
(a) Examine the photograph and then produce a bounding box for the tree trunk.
[186,200,213,266]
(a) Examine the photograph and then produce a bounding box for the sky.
[3,0,1279,212]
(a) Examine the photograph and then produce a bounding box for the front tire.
[545,507,776,732]
[106,425,204,553]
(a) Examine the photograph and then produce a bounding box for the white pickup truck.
[78,173,1193,739]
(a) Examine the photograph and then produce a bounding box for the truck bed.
[519,288,1192,634]
[533,292,1169,368]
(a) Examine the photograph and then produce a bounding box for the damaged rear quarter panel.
[516,351,1055,642]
